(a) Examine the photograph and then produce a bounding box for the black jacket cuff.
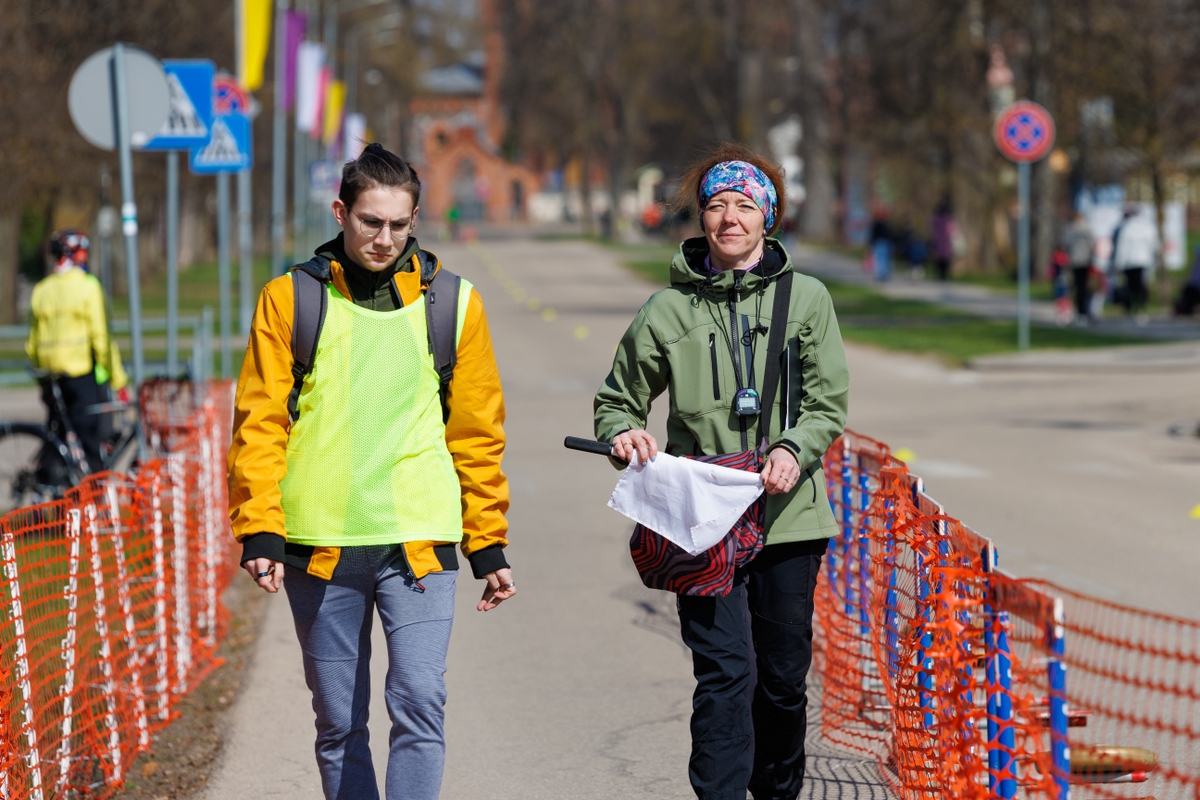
[467,544,509,579]
[240,533,286,565]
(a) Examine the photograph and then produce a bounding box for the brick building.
[408,0,540,225]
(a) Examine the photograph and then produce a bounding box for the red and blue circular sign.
[213,75,251,116]
[994,101,1056,163]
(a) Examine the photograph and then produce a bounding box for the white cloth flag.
[608,452,764,556]
[295,41,325,134]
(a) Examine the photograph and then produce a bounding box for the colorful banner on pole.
[283,10,308,111]
[295,41,325,135]
[343,113,367,161]
[239,0,273,91]
[322,79,345,148]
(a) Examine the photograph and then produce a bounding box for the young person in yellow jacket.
[228,144,514,799]
[26,229,128,473]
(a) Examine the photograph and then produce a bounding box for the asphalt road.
[9,237,1194,798]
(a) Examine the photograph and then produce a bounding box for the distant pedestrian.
[1048,246,1072,326]
[594,143,850,800]
[228,144,514,800]
[1173,245,1200,317]
[1111,207,1158,324]
[906,230,929,280]
[869,209,893,281]
[1061,212,1095,323]
[931,199,955,281]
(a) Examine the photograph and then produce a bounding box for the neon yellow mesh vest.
[280,282,472,546]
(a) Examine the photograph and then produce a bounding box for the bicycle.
[0,370,140,513]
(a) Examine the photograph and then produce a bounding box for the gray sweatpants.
[284,545,456,800]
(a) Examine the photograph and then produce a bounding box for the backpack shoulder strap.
[288,264,329,423]
[757,270,794,448]
[422,251,462,423]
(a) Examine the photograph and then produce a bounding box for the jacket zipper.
[709,333,720,400]
[729,273,748,451]
[395,544,426,593]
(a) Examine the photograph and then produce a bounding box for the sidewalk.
[793,244,1200,341]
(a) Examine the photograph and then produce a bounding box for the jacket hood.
[669,237,794,297]
[299,234,430,283]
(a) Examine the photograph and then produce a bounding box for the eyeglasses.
[352,210,413,239]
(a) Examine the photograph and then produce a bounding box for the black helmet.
[48,229,90,265]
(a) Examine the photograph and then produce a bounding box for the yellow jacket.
[26,267,127,390]
[227,247,510,580]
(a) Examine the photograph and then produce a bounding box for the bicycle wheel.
[0,424,76,513]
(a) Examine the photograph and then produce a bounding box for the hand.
[611,430,658,465]
[761,448,801,495]
[477,567,516,611]
[242,557,283,593]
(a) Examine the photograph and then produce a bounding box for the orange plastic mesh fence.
[0,380,233,799]
[818,430,1200,800]
[1022,580,1200,800]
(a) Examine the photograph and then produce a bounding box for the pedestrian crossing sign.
[144,60,215,152]
[189,111,252,173]
[189,112,250,172]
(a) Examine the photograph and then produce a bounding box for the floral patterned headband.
[698,160,778,231]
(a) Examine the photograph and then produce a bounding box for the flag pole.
[271,0,288,277]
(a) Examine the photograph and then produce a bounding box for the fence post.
[984,546,1016,799]
[1048,597,1070,800]
[856,460,871,637]
[835,439,852,619]
[911,476,936,730]
[168,457,192,693]
[85,502,122,785]
[54,507,82,796]
[2,517,44,800]
[200,425,219,648]
[107,484,148,748]
[150,473,171,722]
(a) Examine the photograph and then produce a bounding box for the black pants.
[1123,267,1148,314]
[42,372,102,473]
[1071,266,1092,317]
[677,539,826,800]
[933,257,950,281]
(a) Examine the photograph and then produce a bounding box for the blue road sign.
[143,60,214,151]
[189,111,251,174]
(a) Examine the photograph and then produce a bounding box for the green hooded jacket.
[593,237,850,544]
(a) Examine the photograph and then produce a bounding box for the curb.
[968,342,1200,371]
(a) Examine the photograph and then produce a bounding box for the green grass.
[109,257,275,318]
[612,247,1159,366]
[825,282,1148,364]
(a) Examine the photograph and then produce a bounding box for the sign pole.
[217,172,233,379]
[166,151,180,377]
[1017,162,1031,350]
[273,0,289,277]
[994,100,1055,352]
[110,43,146,389]
[238,168,254,337]
[293,129,306,266]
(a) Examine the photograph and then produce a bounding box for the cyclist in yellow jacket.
[227,144,513,799]
[26,230,128,472]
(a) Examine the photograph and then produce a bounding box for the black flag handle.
[563,436,628,464]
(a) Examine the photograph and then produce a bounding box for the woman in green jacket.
[594,144,849,800]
